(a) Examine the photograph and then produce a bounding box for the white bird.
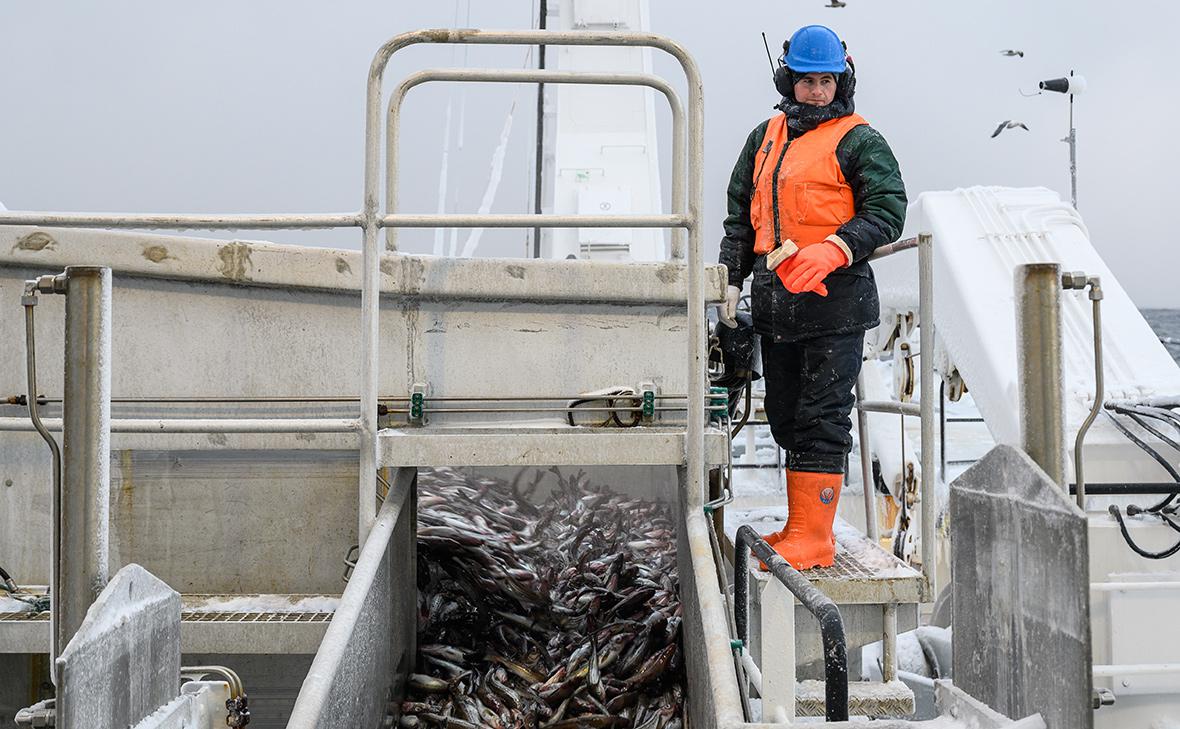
[826,0,847,7]
[1000,49,1025,58]
[991,120,1030,138]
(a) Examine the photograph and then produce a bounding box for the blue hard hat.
[784,25,847,74]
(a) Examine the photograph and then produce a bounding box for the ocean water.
[1143,309,1180,364]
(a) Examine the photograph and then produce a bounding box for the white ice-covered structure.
[873,186,1180,485]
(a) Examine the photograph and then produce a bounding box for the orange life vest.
[750,113,868,259]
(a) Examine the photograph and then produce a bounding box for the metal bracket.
[1091,687,1116,709]
[408,382,428,426]
[637,382,656,423]
[703,487,733,515]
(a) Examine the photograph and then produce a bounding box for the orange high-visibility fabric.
[750,113,868,262]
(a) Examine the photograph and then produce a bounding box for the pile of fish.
[400,467,684,729]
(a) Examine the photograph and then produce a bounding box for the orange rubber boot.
[772,470,842,570]
[762,469,792,548]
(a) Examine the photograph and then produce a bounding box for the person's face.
[793,72,837,107]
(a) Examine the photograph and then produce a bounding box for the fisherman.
[718,24,906,569]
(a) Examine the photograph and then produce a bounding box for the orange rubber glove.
[780,241,848,297]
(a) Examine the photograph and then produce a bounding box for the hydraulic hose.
[1103,411,1180,513]
[24,294,63,679]
[1108,505,1180,560]
[1073,289,1103,510]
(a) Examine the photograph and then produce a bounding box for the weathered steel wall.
[286,468,416,729]
[951,445,1091,729]
[0,228,723,593]
[57,563,181,728]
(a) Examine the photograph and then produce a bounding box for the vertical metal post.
[532,0,547,258]
[58,266,112,652]
[855,374,878,543]
[361,52,386,546]
[939,381,948,484]
[882,602,898,682]
[918,234,936,601]
[684,51,705,507]
[1015,263,1066,487]
[1068,78,1077,210]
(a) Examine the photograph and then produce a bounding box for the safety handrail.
[849,233,935,598]
[363,28,708,545]
[734,525,848,722]
[384,67,686,255]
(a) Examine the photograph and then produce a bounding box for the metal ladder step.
[795,679,915,718]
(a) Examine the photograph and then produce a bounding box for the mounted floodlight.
[1029,70,1086,208]
[1039,74,1087,95]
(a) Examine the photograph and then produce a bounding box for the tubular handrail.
[851,233,936,599]
[733,525,848,722]
[384,67,686,254]
[731,521,844,721]
[363,28,708,546]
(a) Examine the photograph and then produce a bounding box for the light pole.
[1038,71,1087,209]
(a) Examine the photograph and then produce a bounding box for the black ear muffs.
[773,64,794,98]
[774,38,854,99]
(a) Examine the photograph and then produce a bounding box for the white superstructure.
[542,0,666,261]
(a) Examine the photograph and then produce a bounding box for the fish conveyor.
[0,28,1047,729]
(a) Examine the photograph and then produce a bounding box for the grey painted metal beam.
[377,427,729,468]
[0,228,726,304]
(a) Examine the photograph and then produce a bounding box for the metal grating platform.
[748,518,923,604]
[796,679,915,718]
[0,611,335,623]
[0,593,340,654]
[183,611,334,623]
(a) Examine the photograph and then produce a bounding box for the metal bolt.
[3,479,11,488]
[1061,270,1088,290]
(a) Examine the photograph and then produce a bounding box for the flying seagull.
[826,0,847,7]
[991,120,1030,138]
[1000,49,1024,58]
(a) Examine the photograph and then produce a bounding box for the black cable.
[1160,512,1180,535]
[1122,410,1180,457]
[1103,410,1180,513]
[1141,405,1180,441]
[1108,505,1180,560]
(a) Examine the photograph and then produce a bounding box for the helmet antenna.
[761,32,777,78]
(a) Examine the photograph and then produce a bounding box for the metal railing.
[0,28,710,543]
[734,525,848,722]
[850,233,936,599]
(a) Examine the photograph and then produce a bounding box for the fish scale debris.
[398,467,685,728]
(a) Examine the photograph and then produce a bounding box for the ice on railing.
[184,594,340,613]
[0,595,36,612]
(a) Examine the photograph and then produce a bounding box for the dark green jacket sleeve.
[834,125,907,263]
[718,121,769,287]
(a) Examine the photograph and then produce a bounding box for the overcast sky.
[2,1,1177,307]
